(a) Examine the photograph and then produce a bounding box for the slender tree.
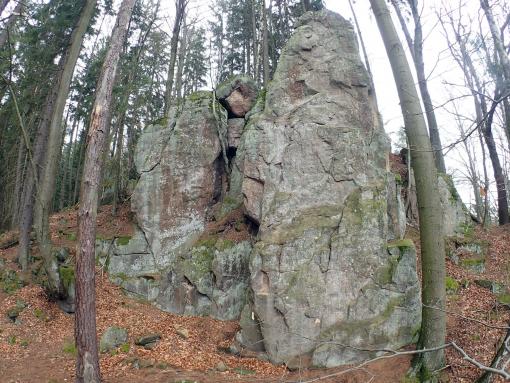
[369,0,446,379]
[164,0,188,114]
[391,0,447,173]
[35,0,97,294]
[75,0,136,380]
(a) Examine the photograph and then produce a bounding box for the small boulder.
[135,333,161,349]
[475,279,506,294]
[175,327,189,339]
[216,76,258,117]
[216,361,228,372]
[100,326,128,352]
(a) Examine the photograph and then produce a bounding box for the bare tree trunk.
[12,134,27,227]
[174,16,187,100]
[59,116,79,210]
[252,0,258,83]
[0,0,10,15]
[164,0,187,114]
[35,0,97,295]
[262,0,269,87]
[460,36,509,225]
[484,97,509,224]
[391,0,447,173]
[480,0,510,82]
[370,0,446,379]
[75,0,136,381]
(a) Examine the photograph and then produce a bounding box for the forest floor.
[0,203,509,383]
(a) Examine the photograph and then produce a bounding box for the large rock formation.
[102,92,253,320]
[237,10,420,367]
[101,9,421,368]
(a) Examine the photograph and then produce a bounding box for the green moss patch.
[58,266,75,290]
[446,276,460,294]
[116,236,132,246]
[62,340,77,356]
[386,239,414,250]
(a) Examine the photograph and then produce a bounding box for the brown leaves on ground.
[1,203,510,382]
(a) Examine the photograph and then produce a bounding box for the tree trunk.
[59,116,78,210]
[484,98,509,225]
[262,0,269,87]
[17,58,66,271]
[391,0,447,173]
[164,0,187,114]
[370,0,446,379]
[0,0,9,15]
[36,0,97,295]
[458,32,509,225]
[75,0,136,381]
[174,17,187,100]
[12,134,27,227]
[480,0,510,82]
[252,0,258,83]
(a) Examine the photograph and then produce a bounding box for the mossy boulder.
[100,327,128,353]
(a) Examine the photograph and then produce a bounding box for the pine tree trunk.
[59,116,78,210]
[75,0,135,381]
[370,0,446,379]
[12,134,26,228]
[18,57,66,270]
[262,1,269,87]
[252,0,258,83]
[36,0,97,295]
[164,0,187,114]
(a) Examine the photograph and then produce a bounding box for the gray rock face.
[237,10,420,367]
[132,93,223,269]
[438,174,471,236]
[103,92,252,320]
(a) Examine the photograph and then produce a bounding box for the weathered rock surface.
[227,118,245,149]
[101,92,252,320]
[237,10,420,367]
[216,76,258,117]
[438,174,471,236]
[100,9,424,369]
[132,93,224,269]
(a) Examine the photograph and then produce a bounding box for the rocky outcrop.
[100,91,253,320]
[237,10,420,367]
[101,9,422,368]
[132,93,225,269]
